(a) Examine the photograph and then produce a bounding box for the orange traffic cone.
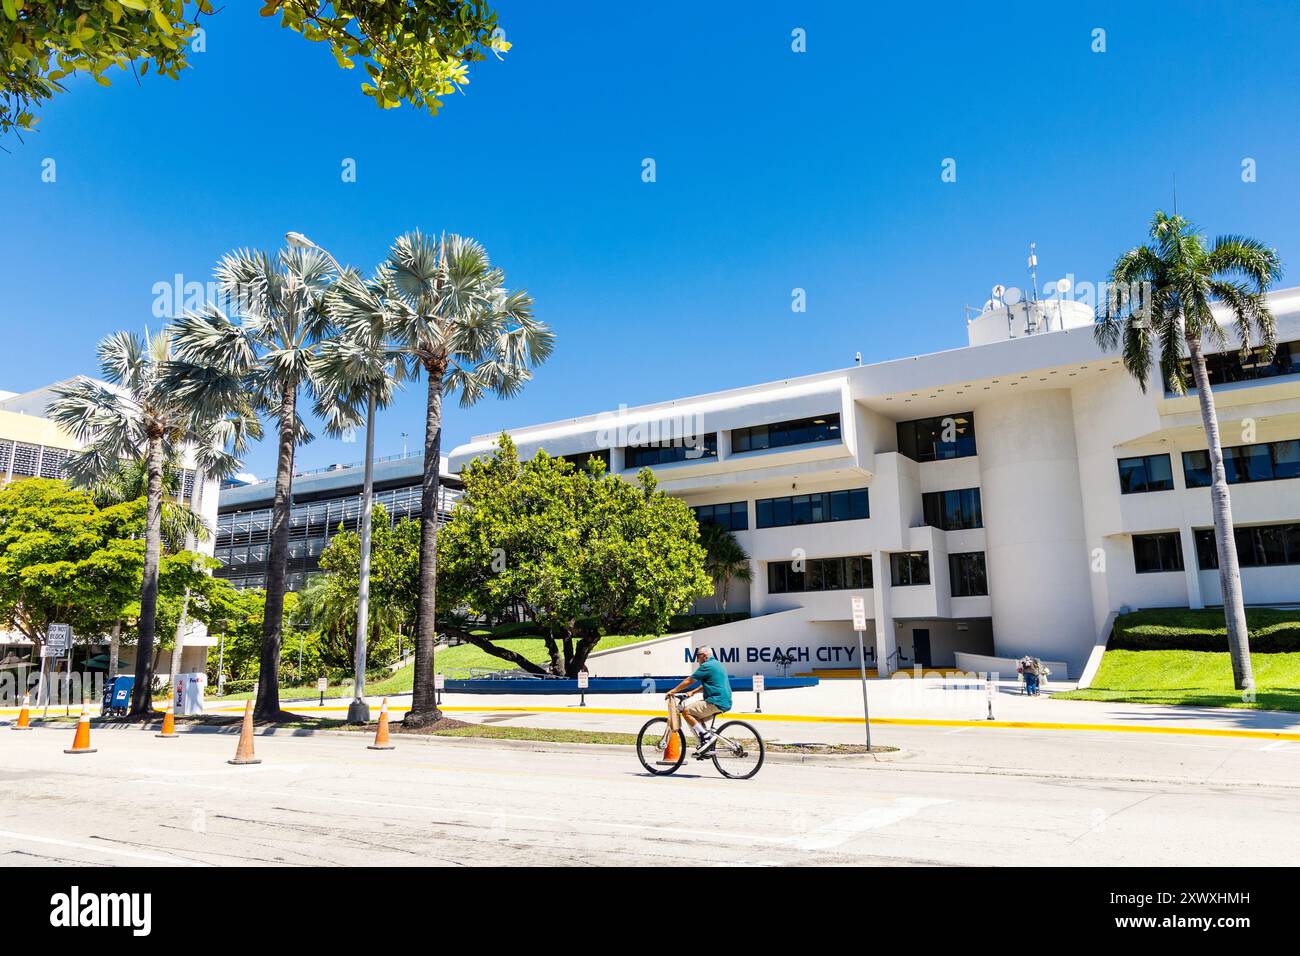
[658,728,682,765]
[156,696,178,739]
[13,693,32,730]
[368,697,395,750]
[63,705,96,755]
[227,700,261,765]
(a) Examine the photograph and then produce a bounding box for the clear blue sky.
[2,1,1298,479]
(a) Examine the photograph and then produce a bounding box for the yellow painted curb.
[194,703,1300,742]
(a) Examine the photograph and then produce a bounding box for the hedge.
[1110,607,1300,652]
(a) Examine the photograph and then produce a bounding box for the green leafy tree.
[89,451,209,552]
[331,232,552,726]
[49,329,255,715]
[698,522,752,612]
[0,479,210,673]
[438,437,713,677]
[304,503,419,670]
[2,0,507,139]
[1095,211,1283,692]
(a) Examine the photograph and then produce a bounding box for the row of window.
[691,501,749,532]
[623,434,718,468]
[922,488,983,530]
[1168,340,1297,391]
[1133,523,1300,573]
[0,440,73,480]
[1118,440,1300,495]
[732,414,841,453]
[897,412,978,462]
[755,488,869,529]
[767,550,989,595]
[768,555,873,594]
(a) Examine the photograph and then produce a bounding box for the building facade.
[214,455,463,592]
[448,290,1300,678]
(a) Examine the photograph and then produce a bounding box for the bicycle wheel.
[710,720,765,779]
[636,717,686,775]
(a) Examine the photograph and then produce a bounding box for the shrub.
[1110,608,1300,652]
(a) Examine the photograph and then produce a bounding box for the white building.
[449,290,1300,679]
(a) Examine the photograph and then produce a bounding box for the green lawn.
[1056,649,1300,711]
[215,632,663,700]
[1108,607,1300,651]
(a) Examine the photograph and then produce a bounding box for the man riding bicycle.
[666,646,732,755]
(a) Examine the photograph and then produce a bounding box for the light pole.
[285,230,373,723]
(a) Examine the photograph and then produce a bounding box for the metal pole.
[347,390,377,724]
[217,626,225,695]
[855,629,872,751]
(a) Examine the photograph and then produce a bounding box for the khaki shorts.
[683,699,722,721]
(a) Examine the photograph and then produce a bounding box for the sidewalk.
[205,675,1300,740]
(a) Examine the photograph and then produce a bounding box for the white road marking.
[781,797,950,850]
[0,829,210,866]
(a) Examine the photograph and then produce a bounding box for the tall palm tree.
[1095,211,1282,692]
[48,330,256,715]
[165,247,358,719]
[698,523,753,612]
[315,272,409,719]
[90,452,210,553]
[90,451,212,682]
[335,232,552,726]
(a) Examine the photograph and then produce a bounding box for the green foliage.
[188,581,303,685]
[1056,649,1300,712]
[2,0,506,139]
[1109,607,1300,652]
[266,0,507,115]
[0,477,209,646]
[697,522,753,611]
[301,502,418,670]
[437,436,713,676]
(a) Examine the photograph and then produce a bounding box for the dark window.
[897,412,977,462]
[1117,454,1174,494]
[948,552,989,597]
[1194,523,1300,570]
[1168,340,1298,391]
[768,555,872,594]
[732,414,842,453]
[691,501,749,532]
[1132,532,1184,573]
[624,433,718,468]
[1182,439,1300,488]
[553,449,611,472]
[889,551,931,587]
[922,488,983,529]
[755,487,869,529]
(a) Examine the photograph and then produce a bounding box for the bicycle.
[636,693,765,779]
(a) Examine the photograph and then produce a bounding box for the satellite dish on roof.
[1004,286,1023,305]
[1056,277,1072,294]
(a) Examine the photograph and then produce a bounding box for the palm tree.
[1095,211,1282,692]
[315,272,409,720]
[90,452,210,552]
[90,452,212,683]
[336,232,552,726]
[165,247,357,719]
[48,330,256,715]
[698,522,753,612]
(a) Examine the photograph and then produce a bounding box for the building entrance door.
[912,628,932,668]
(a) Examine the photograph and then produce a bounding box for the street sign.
[576,670,589,690]
[850,597,867,631]
[40,645,62,658]
[752,674,765,693]
[46,623,72,653]
[317,677,328,693]
[434,673,445,691]
[849,597,872,750]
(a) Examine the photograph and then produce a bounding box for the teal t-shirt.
[691,658,732,711]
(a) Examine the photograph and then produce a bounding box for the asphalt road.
[4,725,1299,867]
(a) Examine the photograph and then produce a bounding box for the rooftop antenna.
[854,351,862,365]
[1172,173,1179,216]
[1027,242,1041,333]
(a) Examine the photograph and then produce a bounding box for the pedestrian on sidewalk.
[1018,656,1041,696]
